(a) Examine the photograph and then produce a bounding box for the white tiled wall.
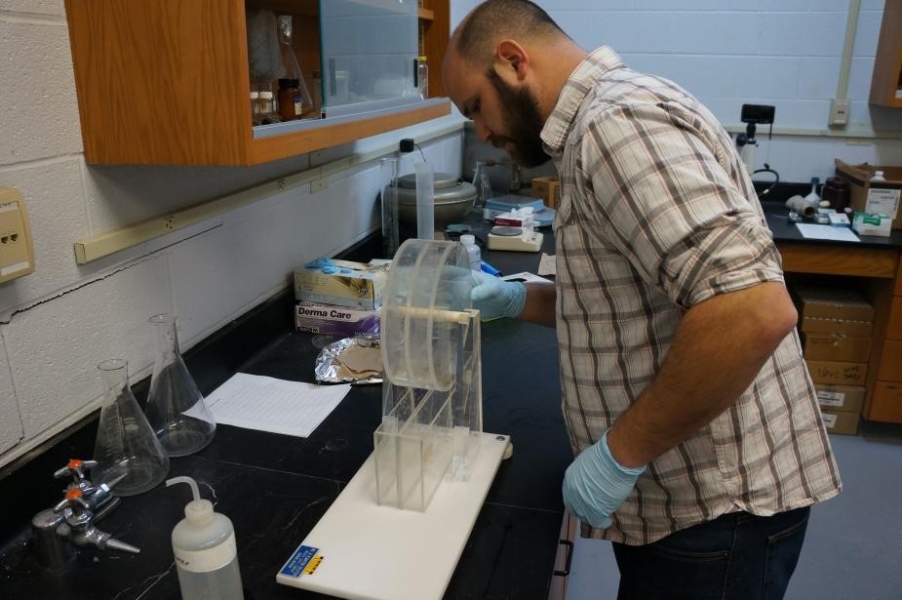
[0,3,463,465]
[458,0,902,184]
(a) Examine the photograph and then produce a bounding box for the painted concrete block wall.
[454,0,902,184]
[0,4,463,466]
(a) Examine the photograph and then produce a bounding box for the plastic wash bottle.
[167,476,244,600]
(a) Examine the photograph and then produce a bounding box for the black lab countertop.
[0,233,571,600]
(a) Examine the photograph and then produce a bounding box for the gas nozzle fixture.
[32,459,140,569]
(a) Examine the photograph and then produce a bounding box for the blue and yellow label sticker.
[280,545,323,577]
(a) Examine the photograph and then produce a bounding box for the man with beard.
[442,1,842,598]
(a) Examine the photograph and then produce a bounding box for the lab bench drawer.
[887,296,902,340]
[867,382,902,422]
[877,339,902,382]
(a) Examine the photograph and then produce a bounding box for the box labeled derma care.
[294,302,380,336]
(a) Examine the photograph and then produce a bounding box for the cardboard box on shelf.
[294,302,380,336]
[800,316,873,338]
[834,159,902,229]
[792,285,874,323]
[802,332,872,363]
[531,176,560,209]
[819,408,860,435]
[814,384,865,413]
[805,359,867,386]
[294,259,389,310]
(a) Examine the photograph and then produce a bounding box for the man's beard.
[486,69,549,168]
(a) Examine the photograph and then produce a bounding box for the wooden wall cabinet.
[63,0,450,166]
[870,0,902,108]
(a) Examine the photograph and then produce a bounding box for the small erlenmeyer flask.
[145,314,216,457]
[93,359,170,496]
[472,160,494,210]
[276,14,314,118]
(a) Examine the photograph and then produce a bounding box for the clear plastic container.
[380,238,473,391]
[417,56,429,100]
[460,234,481,271]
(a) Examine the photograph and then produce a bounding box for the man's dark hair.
[454,0,568,66]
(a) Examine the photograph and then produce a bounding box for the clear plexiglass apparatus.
[375,238,484,511]
[277,239,510,600]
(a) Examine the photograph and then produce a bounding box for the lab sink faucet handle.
[53,458,98,484]
[52,457,122,521]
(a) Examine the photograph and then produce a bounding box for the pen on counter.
[480,261,502,277]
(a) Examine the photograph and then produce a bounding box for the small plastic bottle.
[871,170,886,182]
[804,176,821,209]
[167,476,244,600]
[460,234,481,271]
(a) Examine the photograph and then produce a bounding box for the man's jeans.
[612,506,810,600]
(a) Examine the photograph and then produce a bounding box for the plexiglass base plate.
[276,432,509,600]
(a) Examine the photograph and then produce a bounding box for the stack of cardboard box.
[292,259,388,337]
[794,285,874,435]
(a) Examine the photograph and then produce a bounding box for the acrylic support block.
[374,385,454,511]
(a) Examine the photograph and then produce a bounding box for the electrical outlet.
[0,188,35,283]
[829,99,851,126]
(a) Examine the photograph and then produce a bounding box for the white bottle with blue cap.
[167,476,244,600]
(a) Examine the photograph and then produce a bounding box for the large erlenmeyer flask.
[145,314,216,457]
[93,359,170,496]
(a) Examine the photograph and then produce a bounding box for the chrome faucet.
[31,459,139,569]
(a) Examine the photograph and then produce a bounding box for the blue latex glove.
[469,269,527,320]
[562,430,646,528]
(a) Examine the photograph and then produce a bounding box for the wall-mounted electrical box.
[0,188,35,284]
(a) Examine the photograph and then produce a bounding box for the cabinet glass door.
[319,0,420,117]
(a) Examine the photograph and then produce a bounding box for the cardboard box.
[805,359,867,386]
[294,259,389,310]
[819,408,860,435]
[802,332,872,363]
[800,316,873,338]
[852,211,893,237]
[531,176,561,209]
[792,285,874,323]
[294,302,380,336]
[814,384,865,413]
[835,159,902,229]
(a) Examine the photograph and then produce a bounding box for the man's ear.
[495,39,529,80]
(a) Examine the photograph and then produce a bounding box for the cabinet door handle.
[553,539,574,576]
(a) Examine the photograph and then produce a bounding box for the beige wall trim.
[73,122,465,264]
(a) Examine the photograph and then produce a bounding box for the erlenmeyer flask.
[145,314,216,457]
[472,160,493,210]
[93,359,170,496]
[276,14,314,118]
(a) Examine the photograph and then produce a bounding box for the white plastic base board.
[276,432,510,600]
